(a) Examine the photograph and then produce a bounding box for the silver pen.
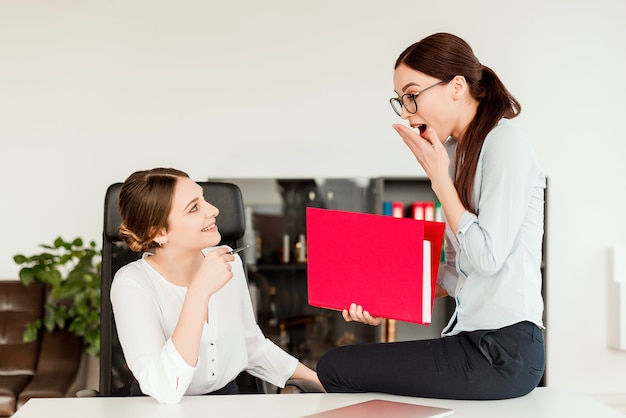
[228,245,250,255]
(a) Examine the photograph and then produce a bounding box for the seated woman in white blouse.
[110,167,321,404]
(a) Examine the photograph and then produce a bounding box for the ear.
[450,75,468,100]
[152,227,168,247]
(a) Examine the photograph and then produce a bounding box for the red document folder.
[306,207,445,324]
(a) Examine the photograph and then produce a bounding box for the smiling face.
[159,177,221,251]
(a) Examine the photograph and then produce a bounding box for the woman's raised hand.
[392,124,450,188]
[191,247,235,300]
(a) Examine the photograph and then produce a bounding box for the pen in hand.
[228,245,250,255]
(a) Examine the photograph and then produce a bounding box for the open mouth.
[201,224,216,232]
[412,124,427,134]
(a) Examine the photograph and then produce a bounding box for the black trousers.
[207,380,239,395]
[130,379,239,396]
[317,321,545,400]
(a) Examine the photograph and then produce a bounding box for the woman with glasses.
[111,168,322,404]
[316,32,546,400]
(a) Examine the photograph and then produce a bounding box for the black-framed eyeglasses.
[389,81,443,116]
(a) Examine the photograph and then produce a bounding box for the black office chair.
[99,181,271,396]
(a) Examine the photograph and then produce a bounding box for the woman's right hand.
[191,247,235,299]
[342,303,383,326]
[392,124,450,188]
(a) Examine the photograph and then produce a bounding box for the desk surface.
[12,387,623,418]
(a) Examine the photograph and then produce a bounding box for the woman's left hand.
[393,124,450,187]
[342,303,383,326]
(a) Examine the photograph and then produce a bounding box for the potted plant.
[13,236,101,357]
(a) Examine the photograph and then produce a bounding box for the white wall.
[1,0,625,399]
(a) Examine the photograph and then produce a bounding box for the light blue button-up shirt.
[437,119,546,336]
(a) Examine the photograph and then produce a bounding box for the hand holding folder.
[306,208,445,325]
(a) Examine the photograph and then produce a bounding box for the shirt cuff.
[162,338,196,383]
[456,210,476,238]
[246,339,298,388]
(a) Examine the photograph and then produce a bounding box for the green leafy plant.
[14,237,101,357]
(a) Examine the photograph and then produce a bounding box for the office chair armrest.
[279,379,325,394]
[76,389,99,397]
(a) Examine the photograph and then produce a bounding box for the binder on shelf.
[412,201,435,221]
[383,201,404,218]
[434,201,446,263]
[392,201,404,218]
[306,207,445,325]
[382,201,393,216]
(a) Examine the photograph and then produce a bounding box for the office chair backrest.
[99,181,246,396]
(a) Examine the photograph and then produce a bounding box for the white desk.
[12,387,623,418]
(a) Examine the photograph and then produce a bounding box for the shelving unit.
[249,178,378,369]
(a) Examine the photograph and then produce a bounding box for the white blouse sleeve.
[110,264,196,404]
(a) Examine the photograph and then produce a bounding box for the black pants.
[130,379,239,396]
[317,321,545,400]
[207,380,239,395]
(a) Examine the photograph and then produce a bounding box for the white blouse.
[110,247,298,404]
[437,119,546,336]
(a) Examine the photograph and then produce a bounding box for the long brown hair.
[118,167,189,252]
[395,33,521,214]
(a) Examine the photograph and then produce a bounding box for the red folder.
[306,207,445,324]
